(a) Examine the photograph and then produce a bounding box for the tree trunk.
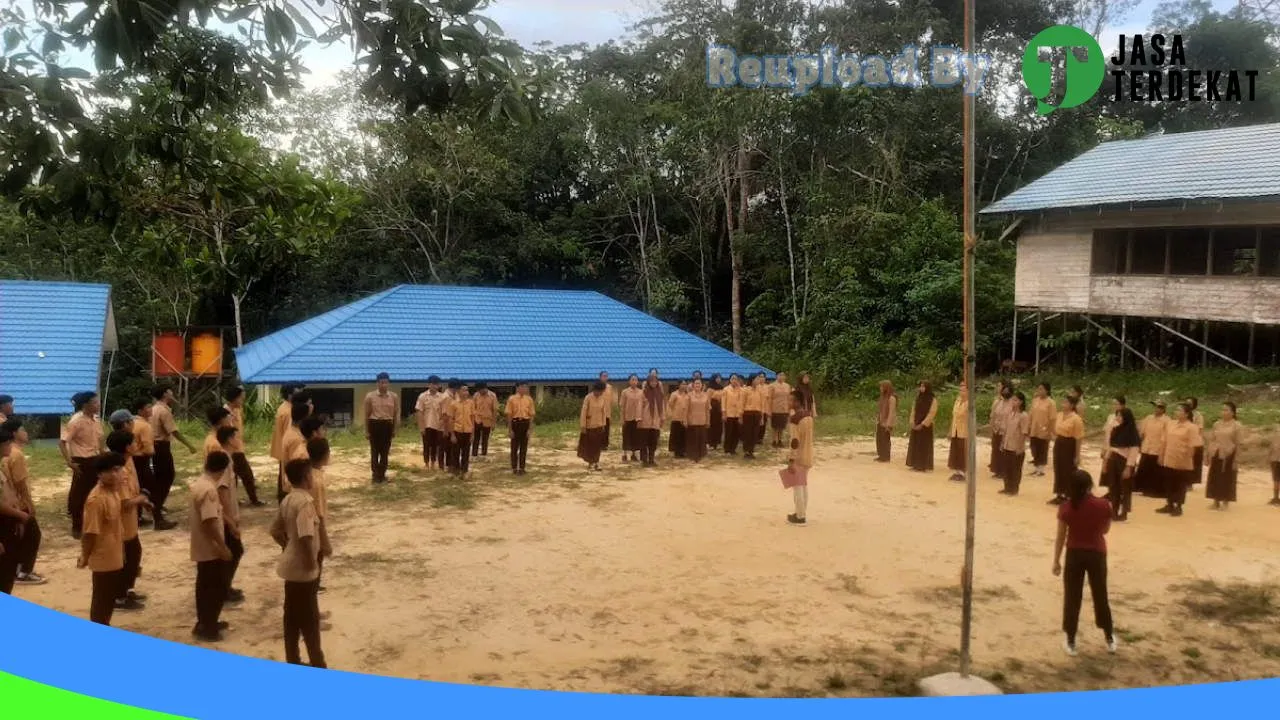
[231,292,246,347]
[778,164,799,349]
[732,141,750,355]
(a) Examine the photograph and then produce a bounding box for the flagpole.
[959,0,979,681]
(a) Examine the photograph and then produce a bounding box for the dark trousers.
[132,455,155,512]
[91,570,121,625]
[669,422,686,458]
[1002,451,1026,494]
[452,433,472,473]
[1104,454,1133,517]
[510,420,530,470]
[1165,467,1191,506]
[1062,548,1112,642]
[231,453,260,504]
[724,418,741,454]
[119,537,142,597]
[16,515,41,575]
[604,418,612,451]
[284,580,326,667]
[225,529,244,590]
[68,457,96,535]
[741,412,761,455]
[195,559,229,631]
[0,520,18,594]
[152,441,176,512]
[443,433,457,469]
[875,426,892,461]
[472,425,492,456]
[989,434,1004,476]
[422,428,439,466]
[709,401,723,448]
[1029,437,1049,467]
[368,419,394,481]
[640,428,660,464]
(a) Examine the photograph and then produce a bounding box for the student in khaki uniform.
[685,379,711,462]
[1051,396,1086,505]
[505,383,536,475]
[639,373,665,467]
[78,453,128,625]
[205,407,235,456]
[620,375,645,463]
[471,383,498,458]
[795,373,817,417]
[190,452,234,642]
[741,374,767,460]
[905,382,938,472]
[363,373,399,484]
[60,391,103,538]
[1269,426,1280,507]
[0,427,28,594]
[578,383,609,471]
[270,385,302,499]
[1158,403,1201,518]
[0,395,11,424]
[1029,383,1056,477]
[786,389,815,526]
[271,458,327,668]
[1135,401,1170,498]
[722,374,744,455]
[278,401,313,494]
[707,374,725,450]
[1205,402,1244,510]
[1,419,44,585]
[306,438,334,594]
[128,400,157,522]
[214,426,246,603]
[947,382,970,483]
[224,387,262,506]
[998,392,1032,496]
[767,372,793,449]
[875,381,898,463]
[448,385,476,476]
[1099,408,1141,522]
[667,381,690,459]
[599,372,617,453]
[150,386,196,529]
[988,381,1013,479]
[440,381,462,471]
[105,429,152,610]
[1186,397,1206,487]
[414,377,446,469]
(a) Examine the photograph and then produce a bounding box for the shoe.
[1270,498,1280,506]
[153,518,178,531]
[1156,505,1172,514]
[192,626,223,642]
[15,572,47,585]
[249,500,266,507]
[1171,506,1184,517]
[227,588,245,603]
[115,597,145,611]
[1063,636,1077,657]
[1115,513,1128,522]
[1107,635,1118,654]
[997,489,1010,495]
[127,589,147,601]
[786,513,806,525]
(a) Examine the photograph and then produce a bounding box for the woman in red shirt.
[1053,469,1116,657]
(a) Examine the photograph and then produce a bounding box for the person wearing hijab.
[577,383,609,471]
[638,373,665,467]
[947,382,969,483]
[667,381,690,459]
[1101,407,1141,521]
[1028,383,1056,477]
[1157,403,1201,517]
[905,382,938,472]
[988,381,1014,479]
[1135,401,1169,498]
[1053,469,1116,657]
[1186,397,1205,487]
[999,392,1031,496]
[1050,395,1085,506]
[685,379,711,462]
[620,375,645,463]
[875,381,898,463]
[1097,396,1126,498]
[1269,425,1280,507]
[707,374,725,451]
[785,390,815,526]
[1205,402,1244,510]
[796,373,817,418]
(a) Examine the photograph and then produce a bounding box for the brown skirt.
[669,421,687,457]
[1134,453,1163,497]
[1205,455,1237,502]
[906,427,934,471]
[770,413,789,431]
[1191,446,1204,485]
[622,420,640,452]
[577,427,607,464]
[686,425,708,461]
[709,400,723,448]
[948,437,966,471]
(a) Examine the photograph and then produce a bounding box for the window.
[1130,228,1167,274]
[310,388,355,428]
[1210,227,1258,276]
[1091,229,1128,274]
[1260,227,1280,277]
[1168,228,1210,276]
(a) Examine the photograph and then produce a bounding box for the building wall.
[1015,231,1092,312]
[255,382,588,427]
[1089,276,1280,323]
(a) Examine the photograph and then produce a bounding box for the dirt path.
[14,435,1280,696]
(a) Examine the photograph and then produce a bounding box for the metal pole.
[1152,320,1254,372]
[1035,312,1042,374]
[959,0,978,679]
[1011,310,1019,368]
[102,350,116,409]
[1120,318,1127,370]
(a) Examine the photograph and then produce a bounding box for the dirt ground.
[14,432,1280,696]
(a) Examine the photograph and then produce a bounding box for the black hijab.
[913,382,935,424]
[1110,408,1141,448]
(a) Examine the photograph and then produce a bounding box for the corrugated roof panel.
[0,281,112,415]
[234,285,772,383]
[982,123,1280,215]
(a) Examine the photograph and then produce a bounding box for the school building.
[981,122,1280,372]
[0,280,119,430]
[233,284,772,426]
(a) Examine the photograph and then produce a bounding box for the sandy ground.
[13,432,1280,696]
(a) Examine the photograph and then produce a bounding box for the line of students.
[411,377,527,475]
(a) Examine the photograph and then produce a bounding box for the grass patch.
[822,672,850,691]
[914,583,1020,605]
[1173,579,1279,625]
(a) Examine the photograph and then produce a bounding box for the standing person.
[105,428,151,609]
[190,452,233,642]
[599,372,617,453]
[205,407,235,456]
[363,373,399,485]
[305,437,333,595]
[60,391,103,538]
[129,400,156,521]
[741,374,766,460]
[768,372,793,449]
[786,389,815,526]
[223,387,262,506]
[1186,397,1205,487]
[0,394,11,424]
[1100,408,1141,521]
[1050,396,1085,505]
[620,375,644,463]
[471,383,497,458]
[1052,469,1117,657]
[947,382,970,483]
[685,379,711,463]
[1270,426,1280,507]
[1,419,44,585]
[441,381,461,472]
[707,374,725,450]
[448,385,476,476]
[988,381,1013,479]
[1097,397,1124,499]
[271,385,301,499]
[414,377,445,470]
[722,374,744,455]
[756,375,771,445]
[796,372,818,418]
[1205,402,1244,511]
[214,426,246,604]
[1157,403,1200,517]
[1135,401,1169,497]
[999,392,1031,496]
[505,383,536,475]
[578,383,609,471]
[639,374,665,467]
[150,385,196,528]
[875,381,898,463]
[277,400,314,494]
[0,428,28,593]
[905,382,938,472]
[77,453,127,626]
[271,459,327,668]
[667,381,690,459]
[1029,383,1056,477]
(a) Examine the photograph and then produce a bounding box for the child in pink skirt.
[783,390,815,525]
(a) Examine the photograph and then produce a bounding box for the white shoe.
[1063,636,1077,657]
[1107,636,1118,654]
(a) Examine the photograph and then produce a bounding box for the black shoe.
[115,597,145,611]
[153,518,178,531]
[71,529,82,540]
[1270,498,1280,506]
[786,513,806,525]
[1116,513,1128,522]
[249,500,266,507]
[192,626,223,642]
[1170,506,1183,517]
[1048,496,1066,505]
[227,588,245,603]
[997,489,1010,495]
[127,589,148,601]
[1155,505,1172,514]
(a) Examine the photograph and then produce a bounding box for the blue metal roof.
[0,281,114,415]
[234,285,772,384]
[982,123,1280,215]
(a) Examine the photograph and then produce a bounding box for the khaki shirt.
[667,392,690,425]
[62,412,102,458]
[686,392,711,427]
[789,415,815,469]
[505,394,535,421]
[1161,420,1202,471]
[1029,397,1056,440]
[988,397,1011,431]
[118,459,142,541]
[83,486,124,572]
[365,390,399,422]
[216,464,240,529]
[620,387,645,423]
[639,391,665,431]
[602,384,618,417]
[270,401,292,461]
[472,391,498,427]
[224,404,246,453]
[769,382,792,414]
[274,490,321,583]
[1140,414,1169,456]
[2,446,32,513]
[1206,419,1244,461]
[1001,412,1031,454]
[1055,413,1085,440]
[449,399,476,434]
[151,403,178,443]
[722,386,745,419]
[878,395,898,430]
[1268,429,1280,464]
[131,417,155,456]
[278,426,308,493]
[580,393,609,430]
[744,385,768,413]
[415,391,447,431]
[309,466,329,520]
[188,474,225,563]
[949,397,969,439]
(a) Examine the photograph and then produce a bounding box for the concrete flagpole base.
[917,672,1003,697]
